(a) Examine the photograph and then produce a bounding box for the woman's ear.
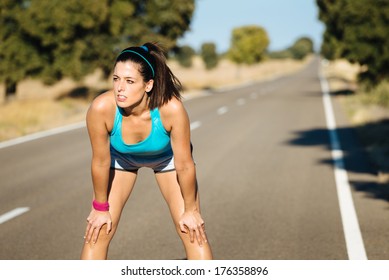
[145,79,154,93]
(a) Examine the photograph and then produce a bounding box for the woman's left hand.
[179,210,208,246]
[84,209,112,244]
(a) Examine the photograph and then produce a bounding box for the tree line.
[0,0,195,99]
[166,25,313,71]
[0,0,314,102]
[317,0,389,86]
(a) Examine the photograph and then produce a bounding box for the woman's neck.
[122,93,150,117]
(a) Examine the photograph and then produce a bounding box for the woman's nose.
[117,80,125,91]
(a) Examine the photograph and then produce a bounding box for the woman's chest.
[121,115,152,144]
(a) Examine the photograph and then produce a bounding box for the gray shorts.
[110,147,175,173]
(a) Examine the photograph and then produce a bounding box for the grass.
[0,97,89,141]
[0,56,311,142]
[169,56,309,91]
[322,59,389,183]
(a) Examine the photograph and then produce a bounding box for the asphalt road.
[1,57,388,260]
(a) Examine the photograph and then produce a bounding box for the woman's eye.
[126,80,134,84]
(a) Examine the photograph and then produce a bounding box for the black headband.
[118,46,155,77]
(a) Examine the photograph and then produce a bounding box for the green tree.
[317,0,389,84]
[267,49,293,59]
[201,42,218,70]
[0,0,42,99]
[137,0,195,49]
[228,25,270,65]
[0,0,195,99]
[289,37,314,60]
[19,0,110,84]
[174,45,195,68]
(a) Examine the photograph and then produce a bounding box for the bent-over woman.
[80,42,213,260]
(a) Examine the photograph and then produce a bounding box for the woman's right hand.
[179,209,207,246]
[84,209,112,244]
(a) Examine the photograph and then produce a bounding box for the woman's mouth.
[117,94,127,102]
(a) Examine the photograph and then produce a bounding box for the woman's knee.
[93,222,118,245]
[173,222,197,245]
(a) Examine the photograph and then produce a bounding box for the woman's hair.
[115,42,182,110]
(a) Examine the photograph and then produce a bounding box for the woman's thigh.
[108,169,138,226]
[154,171,200,224]
[154,171,213,259]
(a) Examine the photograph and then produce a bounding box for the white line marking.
[319,68,367,260]
[190,121,201,131]
[217,106,228,115]
[237,98,246,106]
[0,90,209,149]
[0,207,30,225]
[0,121,86,149]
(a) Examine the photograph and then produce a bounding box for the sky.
[178,0,325,53]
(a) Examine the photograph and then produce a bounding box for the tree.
[137,0,195,49]
[0,0,195,99]
[289,37,314,60]
[0,0,42,99]
[228,25,269,65]
[201,42,218,70]
[267,49,293,60]
[18,0,111,84]
[317,0,389,84]
[174,45,195,68]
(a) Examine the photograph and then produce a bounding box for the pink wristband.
[92,200,110,211]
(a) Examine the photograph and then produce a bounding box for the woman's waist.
[109,141,172,157]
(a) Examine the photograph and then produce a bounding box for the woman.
[80,42,213,260]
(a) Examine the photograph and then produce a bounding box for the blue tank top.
[110,107,172,157]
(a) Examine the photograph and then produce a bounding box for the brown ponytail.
[143,42,182,109]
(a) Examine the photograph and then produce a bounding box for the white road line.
[319,69,368,260]
[217,106,228,115]
[237,98,246,106]
[0,207,30,225]
[190,121,201,131]
[0,91,207,149]
[0,121,85,149]
[250,92,258,99]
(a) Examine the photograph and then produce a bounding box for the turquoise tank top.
[110,107,172,157]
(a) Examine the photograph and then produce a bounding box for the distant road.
[1,57,388,260]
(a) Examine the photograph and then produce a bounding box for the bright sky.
[178,0,325,53]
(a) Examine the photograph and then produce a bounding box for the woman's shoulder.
[88,90,116,115]
[158,97,188,131]
[86,91,116,131]
[159,96,186,117]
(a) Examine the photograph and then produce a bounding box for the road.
[1,57,388,260]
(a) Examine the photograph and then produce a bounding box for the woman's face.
[113,61,153,108]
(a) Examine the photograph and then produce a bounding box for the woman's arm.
[86,99,112,203]
[162,98,207,245]
[84,94,113,244]
[166,99,197,209]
